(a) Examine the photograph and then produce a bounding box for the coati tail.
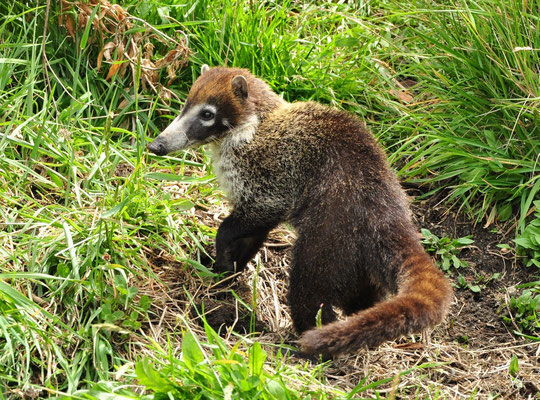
[298,253,453,358]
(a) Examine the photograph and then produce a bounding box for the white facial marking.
[153,103,218,152]
[182,104,206,123]
[199,104,217,127]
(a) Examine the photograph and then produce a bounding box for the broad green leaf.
[249,342,267,377]
[509,354,519,377]
[182,331,205,371]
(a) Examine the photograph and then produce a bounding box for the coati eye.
[200,110,215,120]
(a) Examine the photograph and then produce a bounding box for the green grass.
[389,0,539,228]
[1,0,539,398]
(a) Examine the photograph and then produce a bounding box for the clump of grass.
[393,0,539,229]
[136,327,332,399]
[64,317,437,400]
[0,1,204,395]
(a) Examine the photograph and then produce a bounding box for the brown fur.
[187,67,283,124]
[148,67,453,358]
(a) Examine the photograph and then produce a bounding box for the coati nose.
[147,138,167,156]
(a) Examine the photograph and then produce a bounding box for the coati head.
[147,65,283,156]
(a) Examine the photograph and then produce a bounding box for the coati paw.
[212,261,235,276]
[213,252,236,275]
[290,348,332,363]
[297,329,335,360]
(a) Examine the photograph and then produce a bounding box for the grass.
[389,0,539,228]
[0,0,539,398]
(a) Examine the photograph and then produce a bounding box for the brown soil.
[140,190,540,399]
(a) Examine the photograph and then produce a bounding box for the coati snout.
[148,65,453,359]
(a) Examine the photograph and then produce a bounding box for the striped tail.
[298,253,453,358]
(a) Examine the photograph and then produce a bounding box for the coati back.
[148,66,453,358]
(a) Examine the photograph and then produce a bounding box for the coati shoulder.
[148,66,453,359]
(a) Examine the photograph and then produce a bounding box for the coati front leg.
[214,211,275,275]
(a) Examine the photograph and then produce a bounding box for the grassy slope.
[0,0,538,398]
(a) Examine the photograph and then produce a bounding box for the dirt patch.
[138,191,539,399]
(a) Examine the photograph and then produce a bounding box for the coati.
[148,65,453,358]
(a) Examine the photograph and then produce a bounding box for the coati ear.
[232,75,248,100]
[201,64,210,74]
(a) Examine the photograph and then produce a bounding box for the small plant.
[134,321,332,400]
[515,200,540,269]
[421,228,474,272]
[508,354,519,377]
[457,272,500,293]
[503,283,540,336]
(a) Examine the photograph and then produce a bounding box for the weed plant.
[504,283,540,337]
[421,228,474,272]
[516,200,540,268]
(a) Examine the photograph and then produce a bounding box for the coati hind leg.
[289,267,385,333]
[214,212,275,275]
[288,283,337,334]
[341,284,386,316]
[287,235,339,334]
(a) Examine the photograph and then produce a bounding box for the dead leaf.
[390,89,414,104]
[106,61,122,81]
[159,86,173,103]
[65,15,76,40]
[112,4,127,21]
[97,41,116,71]
[59,0,191,91]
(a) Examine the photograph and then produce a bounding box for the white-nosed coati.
[148,66,453,359]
